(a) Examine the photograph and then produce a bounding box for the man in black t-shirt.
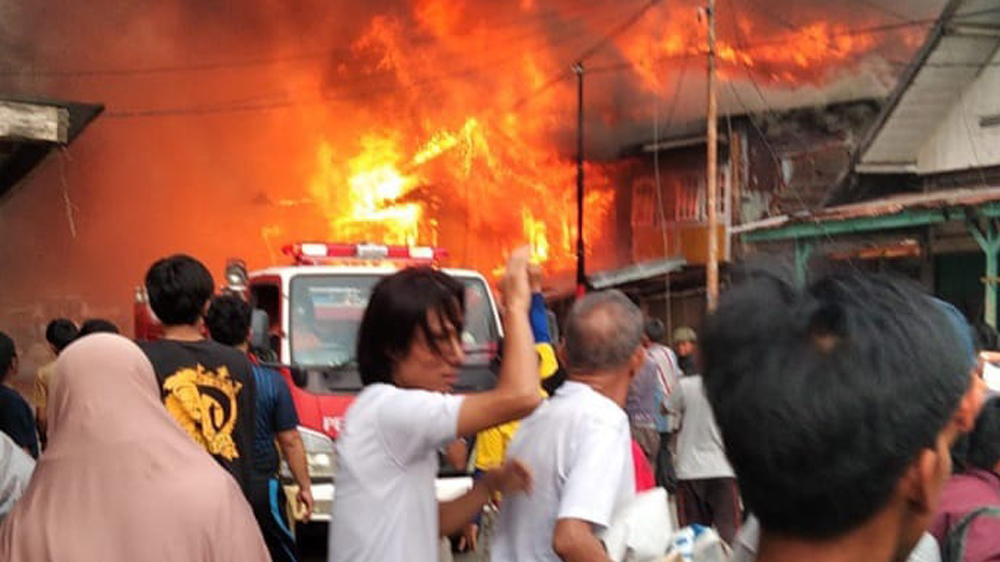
[138,255,256,496]
[0,332,39,459]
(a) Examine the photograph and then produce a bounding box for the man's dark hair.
[145,254,215,326]
[45,319,78,353]
[701,268,971,540]
[973,320,999,352]
[78,319,120,337]
[0,332,15,383]
[966,397,1000,472]
[644,318,666,344]
[357,267,465,386]
[206,295,252,347]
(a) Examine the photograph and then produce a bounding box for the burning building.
[0,0,949,340]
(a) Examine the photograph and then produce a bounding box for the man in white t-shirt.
[492,290,646,562]
[329,248,542,562]
[675,372,741,544]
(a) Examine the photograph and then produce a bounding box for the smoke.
[0,0,946,347]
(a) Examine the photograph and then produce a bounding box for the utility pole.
[574,61,586,299]
[706,0,719,311]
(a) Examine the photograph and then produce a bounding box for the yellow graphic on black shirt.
[162,365,243,460]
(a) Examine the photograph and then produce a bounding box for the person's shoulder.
[37,360,56,379]
[191,340,253,369]
[0,385,29,406]
[562,383,627,426]
[679,374,703,389]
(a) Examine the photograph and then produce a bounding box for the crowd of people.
[0,249,999,562]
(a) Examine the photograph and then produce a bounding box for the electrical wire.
[104,2,949,120]
[0,0,632,79]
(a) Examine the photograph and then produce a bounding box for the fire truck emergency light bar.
[283,242,449,265]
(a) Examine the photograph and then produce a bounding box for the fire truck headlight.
[299,426,336,480]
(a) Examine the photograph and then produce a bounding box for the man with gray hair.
[491,290,646,562]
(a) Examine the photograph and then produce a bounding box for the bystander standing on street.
[138,254,257,496]
[207,294,314,562]
[327,248,540,562]
[34,318,77,449]
[0,332,38,460]
[491,290,643,562]
[0,334,269,562]
[672,326,741,544]
[701,269,984,562]
[930,397,1000,561]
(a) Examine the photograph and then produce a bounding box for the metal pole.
[706,0,719,311]
[574,61,586,298]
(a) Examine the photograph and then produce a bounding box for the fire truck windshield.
[288,274,499,377]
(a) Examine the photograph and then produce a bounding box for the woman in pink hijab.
[0,333,270,562]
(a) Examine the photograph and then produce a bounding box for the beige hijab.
[0,334,270,562]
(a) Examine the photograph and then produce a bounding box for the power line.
[741,0,800,33]
[109,0,665,119]
[105,6,940,120]
[838,0,917,24]
[0,1,631,79]
[725,0,816,218]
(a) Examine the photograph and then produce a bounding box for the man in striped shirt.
[625,319,683,492]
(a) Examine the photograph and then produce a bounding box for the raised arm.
[456,247,542,437]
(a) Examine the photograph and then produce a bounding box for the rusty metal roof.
[736,185,1000,238]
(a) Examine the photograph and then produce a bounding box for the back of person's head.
[966,397,1000,473]
[702,267,972,541]
[357,266,466,386]
[563,290,643,374]
[644,318,666,344]
[77,319,120,338]
[145,254,215,326]
[45,319,78,353]
[0,331,15,381]
[206,295,252,347]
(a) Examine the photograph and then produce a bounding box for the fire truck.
[135,242,503,523]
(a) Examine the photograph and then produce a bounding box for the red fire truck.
[135,242,503,523]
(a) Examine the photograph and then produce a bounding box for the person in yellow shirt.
[474,344,558,472]
[34,319,78,448]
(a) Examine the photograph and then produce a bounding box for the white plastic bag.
[601,487,675,562]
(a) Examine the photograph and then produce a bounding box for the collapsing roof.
[854,0,1000,174]
[0,96,104,203]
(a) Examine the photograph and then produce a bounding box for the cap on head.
[672,326,697,344]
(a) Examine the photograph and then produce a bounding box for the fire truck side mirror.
[289,365,308,388]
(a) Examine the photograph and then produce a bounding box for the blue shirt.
[251,364,299,477]
[0,385,38,459]
[529,293,551,344]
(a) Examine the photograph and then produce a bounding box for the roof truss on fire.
[0,96,104,204]
[854,0,1000,174]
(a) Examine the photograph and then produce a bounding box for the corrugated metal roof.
[736,185,1000,234]
[856,0,1000,173]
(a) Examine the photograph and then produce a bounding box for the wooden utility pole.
[574,61,586,298]
[706,0,719,311]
